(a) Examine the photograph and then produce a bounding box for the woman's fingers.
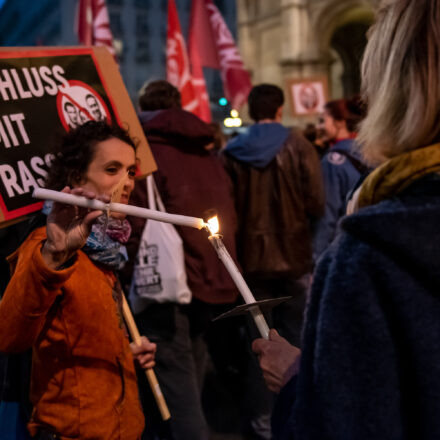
[60,188,104,223]
[97,194,111,203]
[252,331,301,393]
[71,188,96,199]
[130,337,157,370]
[83,210,104,228]
[136,353,156,369]
[56,187,109,213]
[131,337,157,355]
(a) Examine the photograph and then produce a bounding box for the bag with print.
[129,175,191,313]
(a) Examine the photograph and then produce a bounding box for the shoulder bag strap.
[146,174,166,213]
[146,174,157,211]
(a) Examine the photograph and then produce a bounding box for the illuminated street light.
[224,117,242,128]
[224,108,242,128]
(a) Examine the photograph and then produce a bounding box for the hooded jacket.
[274,173,440,440]
[225,123,290,168]
[313,138,368,260]
[223,123,324,279]
[126,108,238,304]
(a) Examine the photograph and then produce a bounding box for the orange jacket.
[0,227,144,439]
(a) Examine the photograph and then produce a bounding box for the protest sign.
[0,46,156,227]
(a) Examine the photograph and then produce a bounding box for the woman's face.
[318,110,339,142]
[78,137,136,218]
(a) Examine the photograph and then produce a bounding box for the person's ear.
[334,119,342,128]
[275,106,283,122]
[70,171,83,188]
[334,119,347,134]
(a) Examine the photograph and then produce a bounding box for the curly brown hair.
[44,121,136,191]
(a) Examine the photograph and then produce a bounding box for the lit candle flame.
[206,216,220,235]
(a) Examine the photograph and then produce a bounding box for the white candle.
[33,188,206,230]
[208,234,270,339]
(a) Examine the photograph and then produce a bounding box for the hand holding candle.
[33,188,271,339]
[42,187,108,270]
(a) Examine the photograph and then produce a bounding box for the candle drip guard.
[212,296,293,322]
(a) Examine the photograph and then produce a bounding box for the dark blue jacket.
[274,174,440,440]
[313,139,366,260]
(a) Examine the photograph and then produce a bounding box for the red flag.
[77,0,115,55]
[166,0,201,117]
[188,0,215,122]
[204,0,252,110]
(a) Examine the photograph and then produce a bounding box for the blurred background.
[0,0,378,128]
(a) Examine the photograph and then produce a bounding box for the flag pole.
[121,293,171,421]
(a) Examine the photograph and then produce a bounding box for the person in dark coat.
[223,84,324,439]
[120,80,240,440]
[223,84,324,344]
[252,1,440,439]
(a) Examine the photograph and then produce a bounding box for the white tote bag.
[129,175,191,313]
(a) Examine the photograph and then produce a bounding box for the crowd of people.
[1,0,440,439]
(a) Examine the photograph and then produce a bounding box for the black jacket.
[123,108,239,304]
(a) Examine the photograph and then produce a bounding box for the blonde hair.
[358,0,440,166]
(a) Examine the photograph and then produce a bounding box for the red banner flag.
[204,0,252,110]
[77,0,115,56]
[188,0,213,122]
[166,0,202,117]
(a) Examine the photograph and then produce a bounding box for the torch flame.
[206,216,220,235]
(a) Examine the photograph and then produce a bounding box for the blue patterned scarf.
[42,202,131,270]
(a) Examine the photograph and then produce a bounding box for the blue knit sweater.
[273,174,440,440]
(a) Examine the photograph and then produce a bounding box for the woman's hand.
[42,187,107,270]
[130,336,157,370]
[252,329,301,393]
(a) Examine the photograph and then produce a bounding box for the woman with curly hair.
[253,1,440,439]
[0,121,156,440]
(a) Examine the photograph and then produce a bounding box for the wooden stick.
[121,294,171,421]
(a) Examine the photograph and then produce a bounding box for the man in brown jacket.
[223,83,324,439]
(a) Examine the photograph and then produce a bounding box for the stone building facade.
[237,0,379,125]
